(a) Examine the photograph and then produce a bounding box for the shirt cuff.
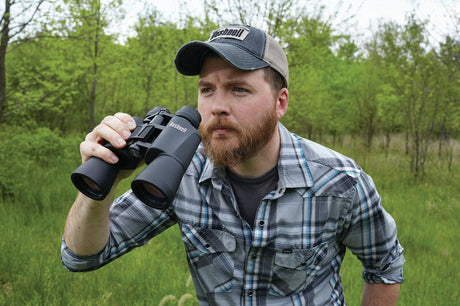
[60,238,105,272]
[362,242,405,284]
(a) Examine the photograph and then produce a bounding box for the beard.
[199,106,278,168]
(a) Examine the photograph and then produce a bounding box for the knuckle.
[114,112,133,125]
[114,112,128,118]
[102,115,115,122]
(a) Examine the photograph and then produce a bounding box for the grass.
[0,133,458,305]
[333,135,460,305]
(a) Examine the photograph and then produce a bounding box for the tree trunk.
[0,0,11,124]
[88,11,100,131]
[89,62,97,131]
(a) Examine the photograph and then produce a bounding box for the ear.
[275,88,289,119]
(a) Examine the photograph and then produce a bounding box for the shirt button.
[204,243,210,249]
[258,220,265,227]
[248,291,254,297]
[251,253,257,259]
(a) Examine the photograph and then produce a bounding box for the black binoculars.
[71,106,202,210]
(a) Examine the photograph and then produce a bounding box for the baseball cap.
[174,24,289,87]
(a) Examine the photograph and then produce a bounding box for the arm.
[64,192,112,255]
[63,112,137,256]
[362,282,400,306]
[342,172,405,302]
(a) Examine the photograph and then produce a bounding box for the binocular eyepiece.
[71,106,202,210]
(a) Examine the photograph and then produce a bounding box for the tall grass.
[0,163,197,305]
[0,129,458,305]
[333,135,460,305]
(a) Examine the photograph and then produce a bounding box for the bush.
[0,126,81,199]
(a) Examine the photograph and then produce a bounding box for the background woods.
[1,0,458,178]
[0,0,459,305]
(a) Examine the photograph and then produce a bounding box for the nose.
[211,90,230,117]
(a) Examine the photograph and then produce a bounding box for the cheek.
[197,100,204,114]
[197,103,208,120]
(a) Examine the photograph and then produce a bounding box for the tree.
[59,0,122,131]
[127,14,207,116]
[434,35,460,170]
[0,0,47,124]
[6,37,79,130]
[202,0,302,37]
[282,13,349,141]
[374,15,451,179]
[346,58,382,149]
[400,16,441,179]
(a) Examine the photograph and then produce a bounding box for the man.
[62,24,404,305]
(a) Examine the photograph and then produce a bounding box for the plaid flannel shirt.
[62,123,404,305]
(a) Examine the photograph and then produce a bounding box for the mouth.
[212,125,233,135]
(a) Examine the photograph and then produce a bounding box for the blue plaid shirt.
[62,123,405,305]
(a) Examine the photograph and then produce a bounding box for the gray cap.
[174,24,289,87]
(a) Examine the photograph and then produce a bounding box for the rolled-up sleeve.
[61,191,177,272]
[61,239,106,272]
[343,172,405,284]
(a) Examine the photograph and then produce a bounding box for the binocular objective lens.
[81,176,101,192]
[141,183,165,199]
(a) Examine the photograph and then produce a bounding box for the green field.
[0,131,459,305]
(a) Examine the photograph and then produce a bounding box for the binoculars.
[71,106,202,210]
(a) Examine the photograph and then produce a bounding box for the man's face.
[197,56,280,167]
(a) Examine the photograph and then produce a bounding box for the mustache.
[200,118,239,133]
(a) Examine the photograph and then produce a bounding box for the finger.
[100,115,132,140]
[79,113,136,164]
[114,112,137,131]
[80,139,119,164]
[87,121,127,149]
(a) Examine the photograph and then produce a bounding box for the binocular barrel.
[71,106,202,210]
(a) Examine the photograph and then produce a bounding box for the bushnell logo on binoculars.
[71,106,202,210]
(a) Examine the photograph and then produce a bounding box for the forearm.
[63,191,114,256]
[362,282,400,306]
[64,112,138,256]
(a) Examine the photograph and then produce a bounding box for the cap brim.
[174,41,269,76]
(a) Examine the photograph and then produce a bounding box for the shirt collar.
[277,123,314,188]
[198,123,314,189]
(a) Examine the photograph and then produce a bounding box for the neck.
[229,128,281,177]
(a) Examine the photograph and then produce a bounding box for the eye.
[200,87,214,95]
[233,87,247,94]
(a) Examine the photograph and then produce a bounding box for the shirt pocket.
[269,242,328,296]
[180,223,236,293]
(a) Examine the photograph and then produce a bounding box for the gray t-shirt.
[227,166,278,227]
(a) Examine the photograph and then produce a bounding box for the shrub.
[0,126,80,199]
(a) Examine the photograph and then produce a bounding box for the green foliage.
[0,2,459,304]
[282,14,342,139]
[0,133,458,305]
[2,2,459,152]
[0,126,80,199]
[6,38,78,130]
[127,18,206,115]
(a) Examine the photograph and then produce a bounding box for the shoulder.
[279,123,362,176]
[296,135,361,175]
[278,125,367,197]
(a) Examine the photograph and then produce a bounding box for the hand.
[80,113,137,164]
